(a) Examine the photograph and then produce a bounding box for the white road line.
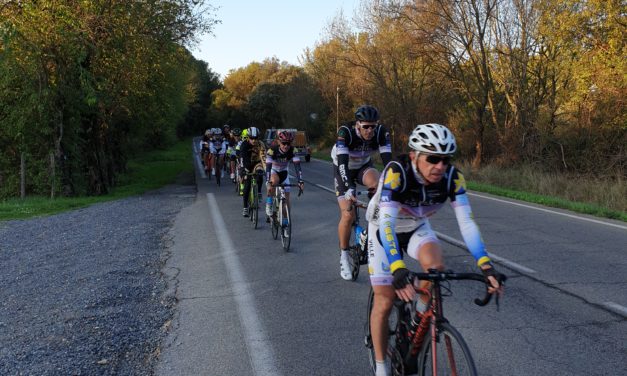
[192,140,207,179]
[468,192,627,230]
[435,233,538,274]
[601,302,627,318]
[206,194,282,376]
[314,183,334,193]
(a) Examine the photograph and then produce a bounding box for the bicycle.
[212,153,224,186]
[365,268,506,376]
[246,171,262,229]
[347,190,371,281]
[269,183,303,252]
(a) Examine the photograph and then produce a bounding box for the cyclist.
[240,126,267,217]
[365,123,503,376]
[265,130,305,224]
[235,129,249,195]
[209,128,227,179]
[332,104,392,280]
[227,128,242,182]
[200,129,213,176]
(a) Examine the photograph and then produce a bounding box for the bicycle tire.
[271,197,279,239]
[348,224,360,280]
[251,184,259,229]
[280,200,291,251]
[215,158,221,186]
[418,322,477,376]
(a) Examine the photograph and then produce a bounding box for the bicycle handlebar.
[271,183,304,197]
[410,269,507,308]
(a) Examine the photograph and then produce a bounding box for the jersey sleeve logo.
[454,172,467,194]
[383,169,401,190]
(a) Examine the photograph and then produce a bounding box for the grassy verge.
[0,139,193,221]
[311,149,626,222]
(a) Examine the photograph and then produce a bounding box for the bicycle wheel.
[271,197,279,239]
[348,226,360,281]
[418,322,477,376]
[280,200,291,251]
[215,158,221,186]
[251,181,259,229]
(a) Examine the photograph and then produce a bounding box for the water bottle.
[358,227,368,251]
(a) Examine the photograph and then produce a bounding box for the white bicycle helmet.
[213,128,222,136]
[408,123,457,155]
[204,129,212,137]
[247,126,260,138]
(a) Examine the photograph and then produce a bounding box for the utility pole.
[336,86,339,131]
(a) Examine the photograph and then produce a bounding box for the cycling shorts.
[367,220,439,286]
[270,170,291,192]
[333,160,374,198]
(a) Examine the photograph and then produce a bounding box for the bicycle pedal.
[364,334,372,348]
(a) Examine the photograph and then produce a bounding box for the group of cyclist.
[202,125,305,223]
[201,104,504,376]
[331,105,504,376]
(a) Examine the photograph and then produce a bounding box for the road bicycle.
[347,190,371,281]
[365,269,506,376]
[246,171,262,229]
[269,183,303,252]
[212,153,224,186]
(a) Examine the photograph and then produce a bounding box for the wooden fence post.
[50,152,55,199]
[20,152,26,199]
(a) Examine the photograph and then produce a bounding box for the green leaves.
[0,1,219,198]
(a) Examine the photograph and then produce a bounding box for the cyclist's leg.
[406,220,445,304]
[266,172,280,217]
[358,164,381,192]
[242,174,252,216]
[335,164,356,250]
[368,221,396,373]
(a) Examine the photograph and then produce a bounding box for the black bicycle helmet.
[355,105,380,122]
[231,128,242,137]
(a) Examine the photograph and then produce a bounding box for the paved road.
[156,144,626,376]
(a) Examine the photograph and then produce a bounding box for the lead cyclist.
[366,123,504,376]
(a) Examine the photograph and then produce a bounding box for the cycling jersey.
[209,139,227,155]
[240,140,266,172]
[265,145,303,182]
[367,154,490,275]
[331,123,392,194]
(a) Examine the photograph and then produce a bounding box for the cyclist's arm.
[336,125,352,190]
[292,155,303,181]
[241,143,253,171]
[449,170,491,267]
[265,149,274,180]
[377,163,407,273]
[377,124,392,166]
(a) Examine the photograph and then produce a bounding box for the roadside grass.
[311,149,627,222]
[0,139,193,221]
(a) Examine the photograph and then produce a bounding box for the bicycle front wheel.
[251,186,259,229]
[280,200,291,251]
[418,322,477,376]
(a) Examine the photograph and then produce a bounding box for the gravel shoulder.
[0,176,195,376]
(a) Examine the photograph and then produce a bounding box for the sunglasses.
[360,124,376,130]
[425,155,452,165]
[280,141,291,146]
